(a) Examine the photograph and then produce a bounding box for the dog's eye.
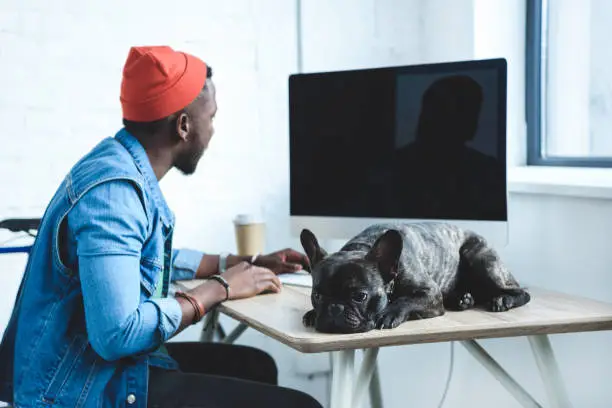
[352,292,368,303]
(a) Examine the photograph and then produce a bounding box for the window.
[527,0,612,167]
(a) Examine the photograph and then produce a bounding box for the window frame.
[525,0,612,168]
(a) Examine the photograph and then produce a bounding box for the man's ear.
[175,112,190,142]
[365,229,403,282]
[300,229,327,271]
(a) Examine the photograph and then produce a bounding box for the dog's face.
[299,228,403,333]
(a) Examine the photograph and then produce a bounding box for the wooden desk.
[177,280,612,408]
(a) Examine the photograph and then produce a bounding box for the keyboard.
[278,270,312,287]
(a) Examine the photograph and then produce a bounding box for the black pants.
[147,342,323,408]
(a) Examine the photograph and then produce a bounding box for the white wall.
[1,1,612,407]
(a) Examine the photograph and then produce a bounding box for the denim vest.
[0,130,179,407]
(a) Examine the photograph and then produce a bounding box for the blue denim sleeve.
[68,180,182,362]
[171,248,204,281]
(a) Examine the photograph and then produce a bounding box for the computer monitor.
[288,58,508,247]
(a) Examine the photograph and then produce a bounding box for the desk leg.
[200,310,248,344]
[369,364,384,408]
[528,335,573,408]
[328,349,382,408]
[222,323,248,344]
[199,309,220,342]
[352,348,379,408]
[330,350,355,408]
[461,340,541,408]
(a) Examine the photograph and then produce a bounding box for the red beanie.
[120,46,208,122]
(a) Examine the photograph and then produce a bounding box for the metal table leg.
[352,348,379,408]
[329,348,383,408]
[369,363,384,408]
[528,335,573,408]
[199,309,221,342]
[461,340,542,408]
[330,350,355,408]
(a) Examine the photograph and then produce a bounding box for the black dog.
[299,222,530,334]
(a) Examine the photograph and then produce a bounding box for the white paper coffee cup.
[233,213,266,256]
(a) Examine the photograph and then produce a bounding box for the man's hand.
[254,248,310,275]
[223,262,282,300]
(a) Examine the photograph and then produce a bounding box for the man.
[0,46,323,407]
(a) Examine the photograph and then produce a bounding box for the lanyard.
[153,228,173,299]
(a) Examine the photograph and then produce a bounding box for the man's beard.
[175,147,205,175]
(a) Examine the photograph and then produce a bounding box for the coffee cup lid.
[233,213,264,225]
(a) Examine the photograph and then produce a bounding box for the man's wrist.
[190,280,228,310]
[175,296,199,329]
[226,254,252,269]
[218,252,230,274]
[175,291,205,324]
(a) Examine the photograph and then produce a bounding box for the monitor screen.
[289,58,507,223]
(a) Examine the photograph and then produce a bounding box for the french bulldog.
[299,222,530,334]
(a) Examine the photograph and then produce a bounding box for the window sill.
[508,166,612,200]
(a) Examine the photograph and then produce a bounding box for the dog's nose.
[329,304,344,317]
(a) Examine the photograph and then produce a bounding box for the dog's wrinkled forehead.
[312,251,381,288]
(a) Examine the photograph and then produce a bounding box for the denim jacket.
[0,129,204,407]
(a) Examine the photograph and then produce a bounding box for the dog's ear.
[365,229,403,282]
[300,229,327,271]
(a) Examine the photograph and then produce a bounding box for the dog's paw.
[302,309,316,327]
[487,295,514,312]
[375,308,407,330]
[458,293,475,310]
[444,292,475,311]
